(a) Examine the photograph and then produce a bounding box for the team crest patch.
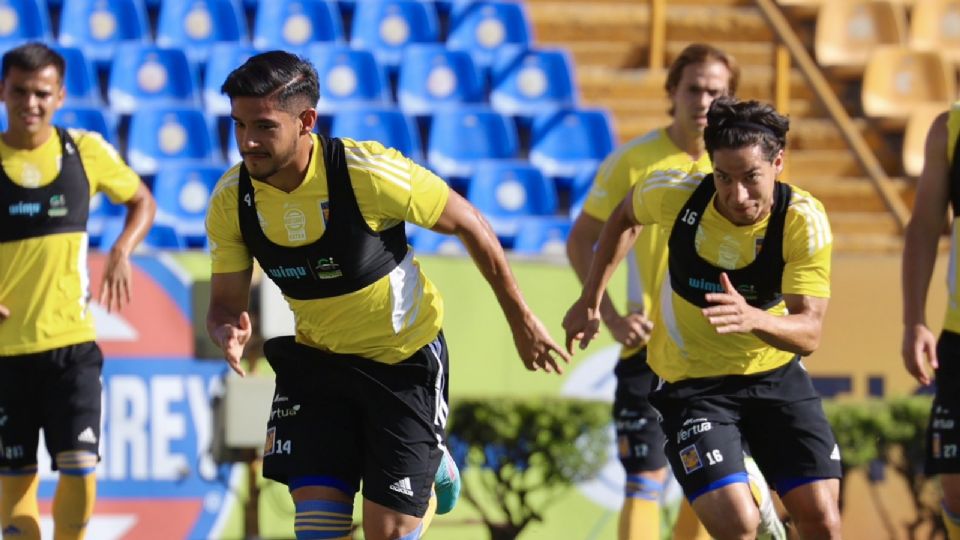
[320,200,330,225]
[618,435,630,459]
[755,237,765,257]
[679,444,702,474]
[263,427,276,456]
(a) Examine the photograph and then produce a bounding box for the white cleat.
[744,454,787,540]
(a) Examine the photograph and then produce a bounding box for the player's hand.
[213,311,252,377]
[702,273,762,334]
[562,296,602,355]
[99,250,133,312]
[509,311,571,375]
[606,311,653,348]
[0,304,9,322]
[902,323,938,386]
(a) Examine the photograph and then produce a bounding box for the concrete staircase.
[525,0,911,253]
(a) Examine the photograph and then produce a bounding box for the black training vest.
[0,127,89,243]
[667,174,791,310]
[949,126,960,216]
[237,136,408,300]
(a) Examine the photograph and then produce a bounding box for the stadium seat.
[567,164,598,219]
[58,0,150,68]
[156,0,248,67]
[330,106,423,162]
[909,0,960,65]
[99,219,187,251]
[446,1,532,73]
[53,106,118,146]
[512,216,570,256]
[52,46,102,106]
[350,0,440,73]
[108,44,200,114]
[466,160,557,242]
[0,0,52,47]
[152,163,224,245]
[861,46,956,130]
[490,47,577,119]
[411,228,467,255]
[902,104,945,177]
[397,44,485,117]
[427,106,519,183]
[814,0,907,77]
[253,0,345,50]
[529,108,615,186]
[126,107,222,176]
[308,45,392,114]
[203,43,258,116]
[87,191,124,247]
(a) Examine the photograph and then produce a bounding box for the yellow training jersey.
[944,102,960,334]
[206,134,450,363]
[632,170,833,382]
[581,127,712,357]
[0,128,141,356]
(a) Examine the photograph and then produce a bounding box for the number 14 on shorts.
[264,427,292,456]
[680,444,723,474]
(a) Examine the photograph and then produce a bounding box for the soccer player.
[901,102,960,539]
[205,50,569,540]
[564,97,842,540]
[0,43,156,540]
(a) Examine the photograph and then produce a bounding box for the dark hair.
[665,43,740,116]
[1,42,65,82]
[704,97,789,161]
[220,50,319,112]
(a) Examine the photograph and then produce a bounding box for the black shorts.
[612,348,667,472]
[926,330,960,474]
[650,358,841,500]
[261,333,449,518]
[0,342,103,469]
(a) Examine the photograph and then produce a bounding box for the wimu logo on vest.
[8,201,41,216]
[688,277,760,299]
[266,258,343,281]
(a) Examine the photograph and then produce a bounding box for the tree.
[447,398,610,540]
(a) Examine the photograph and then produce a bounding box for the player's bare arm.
[99,181,156,313]
[207,267,254,377]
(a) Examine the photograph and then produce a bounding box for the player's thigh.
[0,354,42,468]
[613,352,667,472]
[927,331,960,476]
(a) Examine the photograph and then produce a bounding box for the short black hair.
[704,97,789,161]
[1,42,65,82]
[220,50,319,113]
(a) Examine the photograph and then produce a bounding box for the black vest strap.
[667,175,790,309]
[0,127,90,243]
[949,124,960,216]
[237,136,408,300]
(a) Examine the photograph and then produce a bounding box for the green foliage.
[447,397,611,540]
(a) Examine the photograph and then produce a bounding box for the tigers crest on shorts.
[680,444,702,473]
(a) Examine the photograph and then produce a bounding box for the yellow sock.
[944,502,960,540]
[673,498,711,540]
[618,475,661,540]
[0,469,41,540]
[419,492,438,538]
[53,451,98,540]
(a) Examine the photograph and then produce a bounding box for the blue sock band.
[688,471,750,502]
[624,475,663,500]
[293,500,353,540]
[396,521,424,540]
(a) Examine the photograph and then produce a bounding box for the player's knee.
[624,474,663,501]
[791,512,841,540]
[293,500,354,540]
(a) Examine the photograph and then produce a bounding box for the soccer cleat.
[434,446,461,515]
[744,454,787,540]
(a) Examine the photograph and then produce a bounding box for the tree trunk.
[487,523,523,540]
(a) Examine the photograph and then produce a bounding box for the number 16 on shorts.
[680,444,723,474]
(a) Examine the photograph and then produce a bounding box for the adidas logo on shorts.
[77,427,97,444]
[389,477,414,497]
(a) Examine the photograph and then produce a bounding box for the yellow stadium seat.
[814,1,907,77]
[910,0,960,65]
[861,46,956,130]
[902,104,947,177]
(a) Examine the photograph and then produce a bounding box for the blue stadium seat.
[51,46,102,106]
[330,106,423,162]
[567,164,598,219]
[87,191,124,247]
[0,0,52,47]
[108,45,200,114]
[397,44,485,117]
[53,106,118,146]
[253,0,344,50]
[152,163,224,246]
[490,47,577,119]
[427,106,518,183]
[0,106,6,131]
[126,107,221,176]
[99,219,187,251]
[512,216,570,256]
[350,0,439,73]
[156,0,248,67]
[529,108,615,186]
[308,44,391,114]
[58,0,150,68]
[203,43,258,116]
[411,228,466,255]
[446,1,531,74]
[466,160,557,242]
